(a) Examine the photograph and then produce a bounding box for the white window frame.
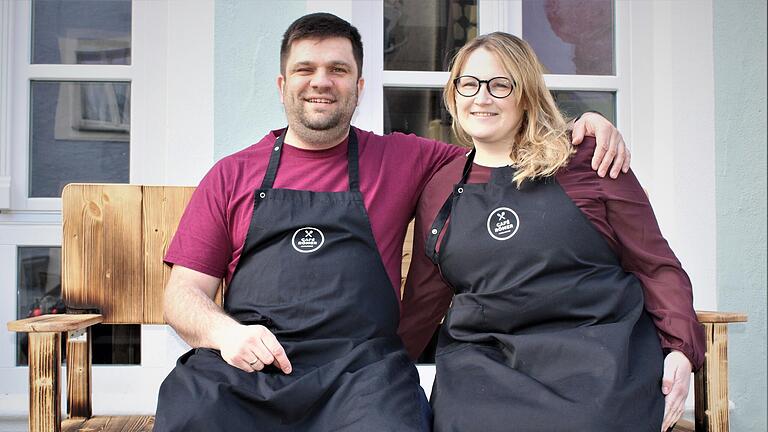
[0,0,13,209]
[5,0,168,213]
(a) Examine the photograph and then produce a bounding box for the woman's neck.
[472,142,515,167]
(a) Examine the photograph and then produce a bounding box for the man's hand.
[661,350,693,431]
[572,112,630,178]
[218,323,293,374]
[163,265,292,375]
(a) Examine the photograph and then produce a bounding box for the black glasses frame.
[453,75,515,98]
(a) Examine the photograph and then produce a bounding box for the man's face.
[278,37,364,141]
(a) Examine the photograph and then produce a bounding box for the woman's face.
[455,48,524,150]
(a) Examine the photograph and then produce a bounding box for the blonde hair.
[444,32,573,187]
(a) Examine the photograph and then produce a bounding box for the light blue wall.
[714,0,767,430]
[214,0,306,159]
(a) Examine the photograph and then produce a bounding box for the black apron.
[155,129,429,432]
[426,151,664,432]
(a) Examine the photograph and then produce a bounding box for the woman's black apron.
[426,151,664,432]
[155,129,428,432]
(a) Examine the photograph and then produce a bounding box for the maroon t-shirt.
[399,137,706,370]
[165,127,464,300]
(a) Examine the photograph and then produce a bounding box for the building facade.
[0,1,765,429]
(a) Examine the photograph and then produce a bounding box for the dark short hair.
[280,13,364,77]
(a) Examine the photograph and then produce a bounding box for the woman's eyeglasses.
[454,75,515,98]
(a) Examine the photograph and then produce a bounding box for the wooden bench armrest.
[7,314,103,333]
[695,310,748,324]
[7,314,103,430]
[693,311,747,432]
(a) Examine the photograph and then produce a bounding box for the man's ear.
[356,77,365,106]
[277,75,286,104]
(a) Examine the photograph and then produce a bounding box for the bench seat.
[62,416,154,432]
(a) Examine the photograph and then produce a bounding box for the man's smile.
[304,97,336,104]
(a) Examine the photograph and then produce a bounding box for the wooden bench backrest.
[61,184,197,324]
[60,183,413,324]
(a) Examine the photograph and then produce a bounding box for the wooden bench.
[7,183,747,432]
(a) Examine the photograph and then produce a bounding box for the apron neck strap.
[460,148,476,183]
[426,149,475,264]
[260,128,360,191]
[347,129,360,191]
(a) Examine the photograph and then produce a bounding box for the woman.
[399,33,705,432]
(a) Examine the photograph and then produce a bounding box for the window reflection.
[384,0,478,71]
[523,0,614,75]
[384,87,463,146]
[30,81,130,198]
[32,0,132,65]
[551,90,616,124]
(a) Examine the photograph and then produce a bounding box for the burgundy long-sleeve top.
[398,137,706,370]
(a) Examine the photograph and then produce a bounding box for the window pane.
[522,0,614,75]
[32,0,132,65]
[16,247,64,366]
[91,324,141,365]
[384,87,463,145]
[384,0,477,71]
[29,81,130,198]
[551,90,616,125]
[16,246,140,366]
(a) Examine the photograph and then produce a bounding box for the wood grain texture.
[695,311,748,323]
[695,322,730,432]
[214,281,225,307]
[62,415,154,432]
[7,314,103,333]
[143,186,195,323]
[28,332,61,432]
[67,328,92,418]
[63,184,143,323]
[62,184,222,325]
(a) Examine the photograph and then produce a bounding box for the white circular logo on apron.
[292,227,325,253]
[486,207,520,241]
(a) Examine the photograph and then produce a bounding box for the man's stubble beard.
[285,89,358,147]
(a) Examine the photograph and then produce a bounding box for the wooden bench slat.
[142,186,196,324]
[62,184,144,324]
[695,310,748,323]
[7,314,103,333]
[62,415,154,432]
[29,333,61,432]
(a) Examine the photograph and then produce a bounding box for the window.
[30,81,131,197]
[382,0,476,143]
[8,0,139,211]
[8,0,140,366]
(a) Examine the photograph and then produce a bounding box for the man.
[154,13,627,432]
